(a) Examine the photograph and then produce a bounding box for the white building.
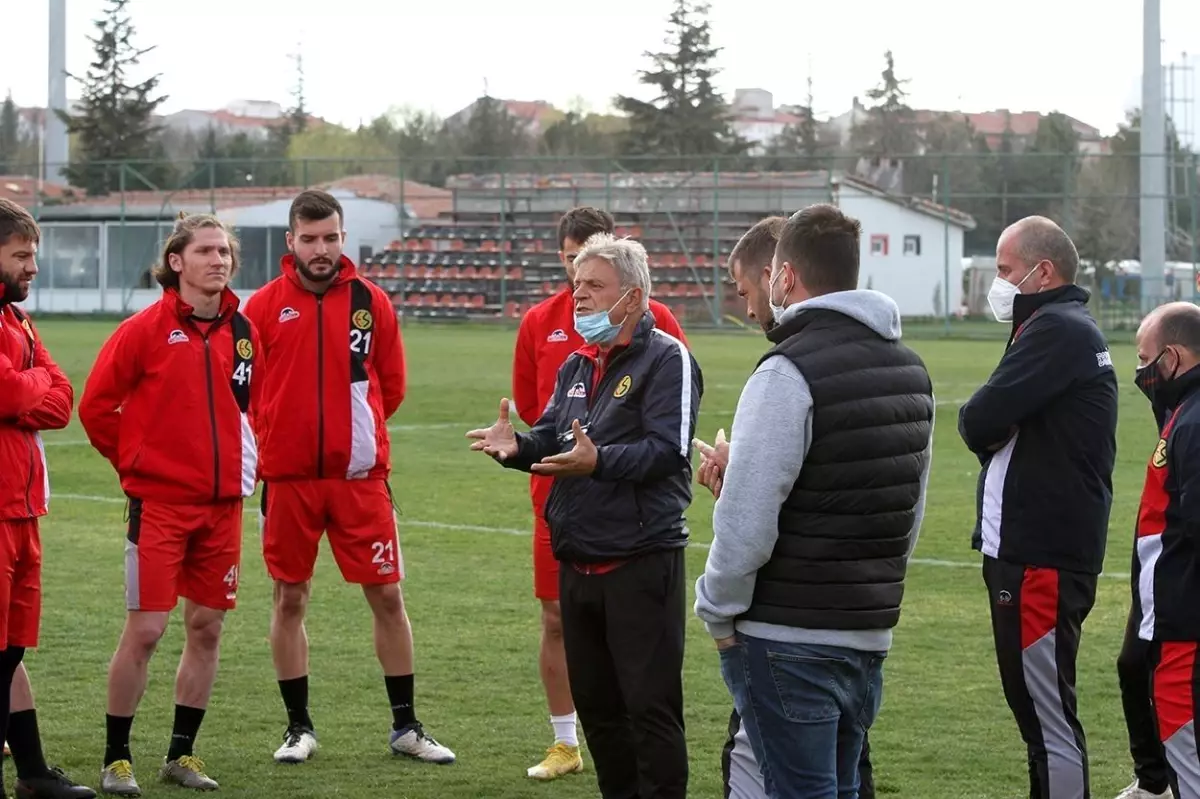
[832,175,973,317]
[729,89,799,153]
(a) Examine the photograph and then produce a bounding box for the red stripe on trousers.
[1020,567,1059,650]
[1155,641,1197,742]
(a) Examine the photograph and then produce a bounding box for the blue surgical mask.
[575,290,631,345]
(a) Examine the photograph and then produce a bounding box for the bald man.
[1130,302,1200,799]
[958,216,1119,799]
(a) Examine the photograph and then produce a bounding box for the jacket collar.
[577,312,656,361]
[163,286,241,322]
[1172,365,1200,408]
[280,253,359,291]
[1010,284,1091,335]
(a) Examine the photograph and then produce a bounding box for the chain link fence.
[7,152,1196,339]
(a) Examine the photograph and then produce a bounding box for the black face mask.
[1135,348,1180,427]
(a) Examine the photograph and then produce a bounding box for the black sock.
[385,674,415,731]
[166,705,206,762]
[278,677,313,730]
[0,647,24,786]
[7,709,49,779]
[104,714,135,766]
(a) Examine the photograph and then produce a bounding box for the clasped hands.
[466,398,597,477]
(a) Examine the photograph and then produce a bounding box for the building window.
[870,234,888,256]
[904,235,921,256]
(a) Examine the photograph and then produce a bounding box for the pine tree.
[614,0,746,165]
[450,93,532,173]
[261,49,309,186]
[767,76,826,169]
[56,0,171,194]
[0,93,20,174]
[851,50,918,157]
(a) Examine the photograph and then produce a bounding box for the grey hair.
[573,233,652,306]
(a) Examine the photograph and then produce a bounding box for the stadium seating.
[358,172,797,322]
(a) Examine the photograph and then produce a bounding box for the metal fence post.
[499,169,508,311]
[711,159,721,326]
[942,153,951,334]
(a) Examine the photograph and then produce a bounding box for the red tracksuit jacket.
[512,289,687,426]
[79,287,261,505]
[0,300,73,520]
[242,255,405,482]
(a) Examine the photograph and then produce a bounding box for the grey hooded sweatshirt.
[693,289,935,652]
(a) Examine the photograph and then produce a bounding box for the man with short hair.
[959,215,1118,799]
[243,189,454,767]
[695,213,880,799]
[510,205,686,780]
[471,232,701,799]
[1130,301,1200,799]
[80,213,261,795]
[694,203,934,798]
[0,199,95,799]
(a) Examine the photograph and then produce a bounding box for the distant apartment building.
[824,96,1107,155]
[15,99,322,144]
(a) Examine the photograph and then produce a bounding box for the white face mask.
[986,266,1040,322]
[767,267,788,325]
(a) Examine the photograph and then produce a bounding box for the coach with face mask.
[958,216,1118,799]
[467,232,702,799]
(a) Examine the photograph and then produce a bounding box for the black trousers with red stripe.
[983,556,1097,799]
[1149,640,1200,799]
[1117,603,1172,794]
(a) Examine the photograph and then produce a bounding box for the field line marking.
[42,422,466,448]
[51,493,1132,579]
[46,402,971,449]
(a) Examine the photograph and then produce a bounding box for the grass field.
[12,319,1159,799]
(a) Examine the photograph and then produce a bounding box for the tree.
[448,94,533,172]
[56,0,171,194]
[539,110,621,167]
[258,50,311,186]
[1008,112,1081,223]
[851,51,919,158]
[0,93,20,174]
[613,0,746,166]
[287,123,394,183]
[765,76,830,170]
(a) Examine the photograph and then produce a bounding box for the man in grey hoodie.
[694,203,935,799]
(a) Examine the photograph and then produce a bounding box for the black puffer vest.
[739,307,935,630]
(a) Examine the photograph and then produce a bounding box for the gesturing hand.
[466,398,519,461]
[692,428,729,498]
[530,419,597,477]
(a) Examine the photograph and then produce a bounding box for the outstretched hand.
[692,428,729,498]
[530,418,597,477]
[466,398,519,461]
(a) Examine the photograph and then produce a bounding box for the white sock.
[551,713,578,746]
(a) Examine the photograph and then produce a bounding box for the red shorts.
[260,478,403,585]
[531,474,559,601]
[0,520,41,649]
[125,498,243,613]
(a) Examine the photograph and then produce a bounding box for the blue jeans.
[720,634,885,799]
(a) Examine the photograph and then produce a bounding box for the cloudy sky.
[7,0,1200,144]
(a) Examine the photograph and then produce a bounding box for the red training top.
[79,287,260,505]
[242,254,406,483]
[0,299,73,519]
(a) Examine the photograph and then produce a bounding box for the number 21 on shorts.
[371,538,400,577]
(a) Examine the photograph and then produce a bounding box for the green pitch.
[19,320,1157,798]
